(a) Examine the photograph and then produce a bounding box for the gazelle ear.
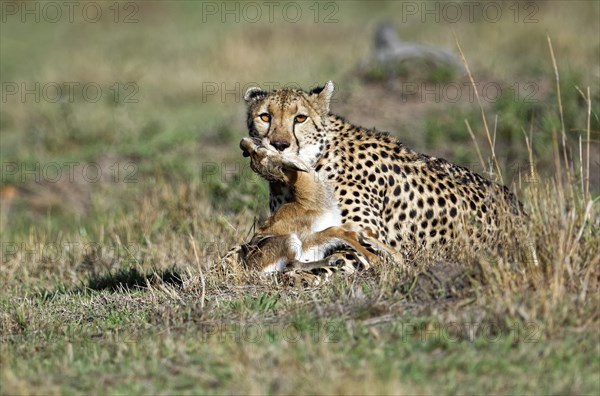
[309,80,335,114]
[281,156,309,173]
[244,86,267,102]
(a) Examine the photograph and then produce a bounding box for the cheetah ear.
[244,86,267,103]
[309,80,335,114]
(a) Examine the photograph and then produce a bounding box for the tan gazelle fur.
[237,137,396,273]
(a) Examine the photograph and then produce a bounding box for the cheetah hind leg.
[283,248,371,286]
[357,227,404,265]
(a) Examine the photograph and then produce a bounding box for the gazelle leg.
[289,226,400,273]
[287,226,379,267]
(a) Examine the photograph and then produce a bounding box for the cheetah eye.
[259,113,271,122]
[294,115,307,124]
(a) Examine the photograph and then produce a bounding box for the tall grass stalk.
[454,32,503,183]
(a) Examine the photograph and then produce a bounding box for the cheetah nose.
[271,140,291,152]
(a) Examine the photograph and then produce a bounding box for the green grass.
[1,1,599,394]
[2,281,598,394]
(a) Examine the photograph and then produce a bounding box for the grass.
[1,1,599,394]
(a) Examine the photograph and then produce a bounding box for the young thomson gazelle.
[234,137,396,274]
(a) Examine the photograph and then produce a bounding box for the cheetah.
[226,136,396,274]
[242,81,523,263]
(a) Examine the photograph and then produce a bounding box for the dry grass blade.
[189,234,206,310]
[575,85,592,198]
[465,119,486,172]
[550,127,565,213]
[453,31,503,183]
[521,128,537,186]
[574,200,594,243]
[547,36,572,184]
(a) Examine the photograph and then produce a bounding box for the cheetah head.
[243,81,334,167]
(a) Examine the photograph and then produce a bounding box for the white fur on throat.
[298,143,321,166]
